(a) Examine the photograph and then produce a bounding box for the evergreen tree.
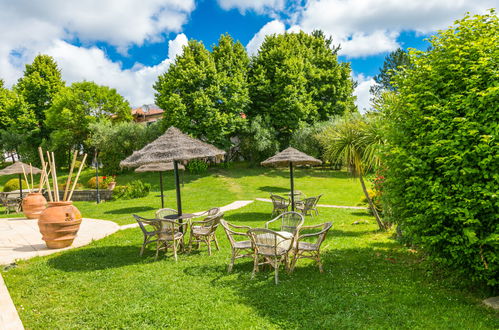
[369,48,411,99]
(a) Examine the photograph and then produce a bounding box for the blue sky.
[0,0,494,111]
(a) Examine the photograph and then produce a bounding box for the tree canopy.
[248,31,356,147]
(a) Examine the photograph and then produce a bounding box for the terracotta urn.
[38,201,82,249]
[22,192,47,219]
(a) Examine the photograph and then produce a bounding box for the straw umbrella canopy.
[0,162,42,198]
[121,126,225,217]
[135,162,185,208]
[261,147,322,210]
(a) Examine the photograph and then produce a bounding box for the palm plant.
[317,115,386,230]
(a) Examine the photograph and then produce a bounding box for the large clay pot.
[38,201,82,249]
[22,193,47,219]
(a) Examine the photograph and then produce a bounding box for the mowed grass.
[1,165,498,328]
[1,164,364,225]
[3,202,498,329]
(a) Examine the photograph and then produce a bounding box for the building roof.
[132,104,164,117]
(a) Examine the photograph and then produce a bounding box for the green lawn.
[2,166,498,328]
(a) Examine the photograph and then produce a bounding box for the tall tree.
[45,81,132,164]
[249,31,356,147]
[14,55,65,138]
[154,38,248,148]
[0,80,37,161]
[369,48,411,109]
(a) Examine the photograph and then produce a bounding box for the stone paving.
[0,218,120,265]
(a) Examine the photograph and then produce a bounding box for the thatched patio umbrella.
[261,147,322,211]
[0,162,42,198]
[121,126,225,217]
[135,162,185,208]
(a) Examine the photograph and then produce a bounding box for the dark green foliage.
[112,180,150,200]
[249,31,356,147]
[238,115,279,164]
[370,48,411,96]
[154,37,248,148]
[382,12,499,286]
[186,159,208,174]
[87,121,159,174]
[3,178,28,192]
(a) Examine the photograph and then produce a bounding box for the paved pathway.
[255,198,368,210]
[0,218,120,265]
[0,273,24,330]
[119,200,254,230]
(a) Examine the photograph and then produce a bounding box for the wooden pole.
[68,153,87,201]
[51,152,59,202]
[39,160,45,193]
[21,164,30,191]
[63,151,77,201]
[29,163,34,192]
[39,148,53,202]
[290,161,295,211]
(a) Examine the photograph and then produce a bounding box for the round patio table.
[163,213,195,220]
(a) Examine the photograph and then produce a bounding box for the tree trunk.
[359,175,386,231]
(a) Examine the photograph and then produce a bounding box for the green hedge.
[382,12,498,287]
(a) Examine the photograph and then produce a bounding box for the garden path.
[255,198,368,210]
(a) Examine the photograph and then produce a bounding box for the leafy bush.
[382,12,499,287]
[86,176,108,189]
[239,115,279,165]
[186,160,208,174]
[290,121,331,159]
[112,180,150,200]
[3,178,28,192]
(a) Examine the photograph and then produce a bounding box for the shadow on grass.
[104,206,155,214]
[258,186,290,193]
[47,245,151,271]
[224,212,272,223]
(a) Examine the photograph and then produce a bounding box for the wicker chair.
[264,211,304,236]
[194,207,221,218]
[155,208,178,219]
[290,222,332,273]
[270,194,289,216]
[188,212,224,255]
[155,218,189,261]
[248,228,294,284]
[133,214,161,256]
[295,194,323,216]
[220,220,253,273]
[0,193,21,214]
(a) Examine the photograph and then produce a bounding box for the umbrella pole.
[159,171,164,208]
[174,160,182,216]
[290,162,295,211]
[19,174,23,199]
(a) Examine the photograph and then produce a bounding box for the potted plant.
[105,175,117,190]
[37,149,88,249]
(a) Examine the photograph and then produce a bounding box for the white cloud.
[298,0,495,57]
[217,0,285,14]
[353,73,375,113]
[44,34,188,106]
[0,1,194,106]
[246,20,286,55]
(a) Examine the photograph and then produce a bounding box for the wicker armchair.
[0,193,21,214]
[188,212,224,255]
[133,214,161,256]
[155,218,189,261]
[264,211,304,236]
[194,207,220,218]
[155,208,178,219]
[220,220,253,273]
[295,194,323,216]
[270,194,289,216]
[248,228,294,284]
[290,222,332,273]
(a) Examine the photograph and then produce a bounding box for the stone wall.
[43,189,113,202]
